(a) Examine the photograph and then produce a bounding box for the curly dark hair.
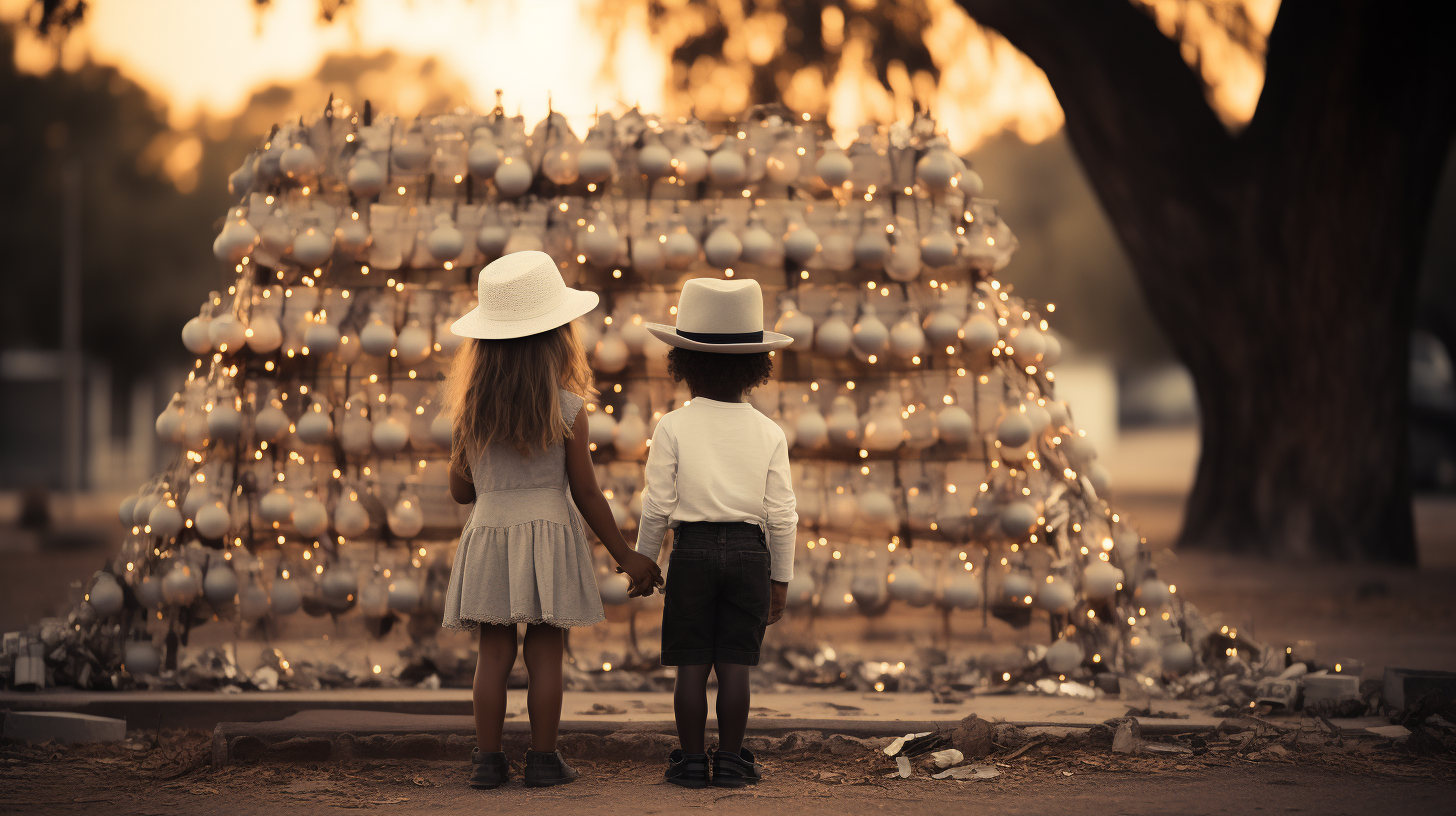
[666,347,774,398]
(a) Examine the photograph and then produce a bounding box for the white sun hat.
[645,278,793,353]
[450,251,599,339]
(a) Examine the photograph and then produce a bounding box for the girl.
[639,278,798,788]
[442,250,662,789]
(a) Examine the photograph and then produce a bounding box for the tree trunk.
[956,0,1456,560]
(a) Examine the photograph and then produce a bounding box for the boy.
[639,278,798,788]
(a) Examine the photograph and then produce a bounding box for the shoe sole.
[469,782,504,790]
[667,777,709,789]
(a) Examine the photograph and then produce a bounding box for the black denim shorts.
[660,522,771,666]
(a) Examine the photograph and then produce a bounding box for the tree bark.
[956,0,1456,561]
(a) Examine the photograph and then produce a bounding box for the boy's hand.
[617,550,664,598]
[767,580,788,624]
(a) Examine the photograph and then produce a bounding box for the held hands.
[767,581,788,625]
[615,550,664,598]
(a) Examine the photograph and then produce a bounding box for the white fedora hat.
[645,278,793,353]
[451,251,599,340]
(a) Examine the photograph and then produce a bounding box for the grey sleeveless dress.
[442,389,605,629]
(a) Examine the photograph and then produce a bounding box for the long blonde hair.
[443,323,595,471]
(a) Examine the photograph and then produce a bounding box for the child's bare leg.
[473,623,519,752]
[712,662,751,754]
[674,663,713,754]
[522,623,564,752]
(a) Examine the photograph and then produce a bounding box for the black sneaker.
[665,748,709,788]
[523,750,580,787]
[711,747,761,788]
[469,748,509,790]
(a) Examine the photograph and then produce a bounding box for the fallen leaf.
[932,764,1001,781]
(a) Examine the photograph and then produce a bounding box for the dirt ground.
[4,726,1454,816]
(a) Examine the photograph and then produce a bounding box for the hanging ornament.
[360,309,397,357]
[320,563,359,612]
[962,166,985,195]
[194,500,231,539]
[815,302,853,357]
[292,495,329,538]
[936,404,973,445]
[739,212,782,267]
[135,574,163,610]
[1000,570,1034,604]
[118,494,138,525]
[851,303,889,356]
[431,411,454,448]
[393,129,430,171]
[258,487,294,524]
[212,213,259,263]
[337,328,362,365]
[396,319,433,365]
[181,305,213,355]
[588,408,617,447]
[425,215,466,263]
[765,137,802,184]
[795,405,828,449]
[923,306,962,350]
[161,562,202,605]
[388,492,426,538]
[815,141,853,188]
[593,326,629,373]
[373,399,410,454]
[920,217,958,268]
[889,311,927,358]
[296,400,333,444]
[541,141,581,186]
[887,562,931,606]
[358,576,389,618]
[149,498,184,537]
[637,142,673,178]
[203,562,240,605]
[239,580,270,623]
[961,312,999,353]
[820,211,855,271]
[1024,401,1052,436]
[154,395,185,443]
[937,564,982,610]
[246,311,284,354]
[1010,326,1046,366]
[997,410,1034,448]
[467,129,502,178]
[703,220,743,268]
[1161,641,1195,674]
[861,397,906,452]
[662,217,700,269]
[339,395,373,455]
[580,210,620,267]
[1038,577,1076,613]
[885,229,922,283]
[279,142,319,181]
[1088,464,1112,496]
[854,210,890,270]
[303,317,341,356]
[578,136,615,183]
[1082,561,1123,600]
[818,567,856,615]
[1044,638,1084,675]
[269,571,302,616]
[494,153,533,197]
[334,489,371,537]
[773,299,814,349]
[782,217,820,265]
[999,501,1038,538]
[674,145,710,184]
[124,641,162,676]
[476,222,510,258]
[1036,333,1062,369]
[208,313,246,353]
[850,562,888,614]
[785,570,816,608]
[826,486,858,527]
[915,147,959,192]
[826,396,861,447]
[857,489,899,529]
[228,154,255,196]
[292,226,334,268]
[347,149,386,198]
[388,574,421,611]
[708,145,747,185]
[613,403,649,457]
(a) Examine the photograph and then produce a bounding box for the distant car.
[1411,330,1456,491]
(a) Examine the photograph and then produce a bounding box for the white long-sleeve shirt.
[635,397,797,582]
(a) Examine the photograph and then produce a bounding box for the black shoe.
[523,750,580,787]
[665,749,709,788]
[469,748,509,790]
[711,747,761,788]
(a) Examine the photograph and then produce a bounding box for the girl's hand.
[616,551,664,597]
[767,580,788,624]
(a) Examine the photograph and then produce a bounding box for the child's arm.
[564,406,664,596]
[634,416,677,564]
[763,432,798,623]
[449,462,475,505]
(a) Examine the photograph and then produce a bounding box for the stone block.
[1302,674,1360,707]
[2,711,126,744]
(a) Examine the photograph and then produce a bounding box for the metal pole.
[61,158,83,495]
